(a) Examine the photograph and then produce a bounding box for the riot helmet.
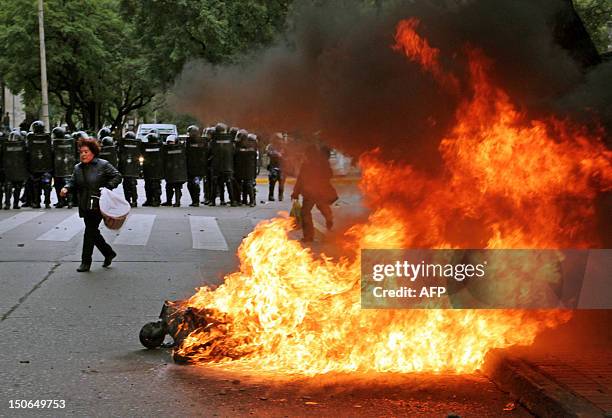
[124,131,136,140]
[9,129,24,142]
[237,129,249,143]
[97,127,112,139]
[214,122,228,134]
[101,136,114,146]
[247,133,258,145]
[72,131,88,141]
[165,135,177,145]
[146,131,159,143]
[186,125,200,139]
[30,120,45,134]
[51,126,66,139]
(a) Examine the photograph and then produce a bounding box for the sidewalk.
[483,311,612,417]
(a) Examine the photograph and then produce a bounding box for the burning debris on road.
[140,2,611,376]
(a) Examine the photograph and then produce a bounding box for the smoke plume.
[173,0,611,167]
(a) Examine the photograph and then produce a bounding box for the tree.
[119,0,292,88]
[573,0,612,53]
[0,0,155,131]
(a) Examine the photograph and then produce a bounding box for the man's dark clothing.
[291,149,337,241]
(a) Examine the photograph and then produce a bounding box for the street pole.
[37,0,50,132]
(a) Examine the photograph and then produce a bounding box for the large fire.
[173,19,611,375]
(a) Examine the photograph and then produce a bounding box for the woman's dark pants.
[81,210,114,264]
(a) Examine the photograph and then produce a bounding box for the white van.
[136,123,178,142]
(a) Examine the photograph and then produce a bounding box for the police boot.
[4,185,11,209]
[268,183,275,201]
[249,185,256,207]
[44,190,52,209]
[12,189,21,209]
[162,186,173,206]
[67,193,73,209]
[130,186,138,207]
[278,183,284,202]
[55,192,65,208]
[188,189,199,207]
[173,190,182,207]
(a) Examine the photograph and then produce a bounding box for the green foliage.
[119,0,291,87]
[573,0,612,53]
[0,0,154,130]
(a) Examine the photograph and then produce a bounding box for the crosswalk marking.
[0,211,45,235]
[112,214,156,246]
[189,216,229,251]
[1,212,244,251]
[36,213,83,241]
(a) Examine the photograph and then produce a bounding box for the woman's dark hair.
[77,137,101,156]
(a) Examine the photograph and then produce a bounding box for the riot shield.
[186,138,207,177]
[118,138,141,178]
[52,139,76,177]
[211,133,234,174]
[27,133,53,173]
[234,148,258,181]
[3,140,29,182]
[164,143,188,183]
[142,142,164,180]
[99,145,118,167]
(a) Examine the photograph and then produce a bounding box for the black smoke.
[173,0,611,168]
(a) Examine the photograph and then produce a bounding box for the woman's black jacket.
[65,158,122,217]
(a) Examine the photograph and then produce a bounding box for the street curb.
[482,350,605,418]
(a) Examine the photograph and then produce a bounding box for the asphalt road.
[0,180,530,417]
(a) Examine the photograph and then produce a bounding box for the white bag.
[99,188,130,230]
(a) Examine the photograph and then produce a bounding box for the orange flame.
[174,18,611,375]
[392,18,460,92]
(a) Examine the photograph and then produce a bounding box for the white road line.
[0,211,45,235]
[112,214,156,246]
[189,216,229,251]
[36,213,83,241]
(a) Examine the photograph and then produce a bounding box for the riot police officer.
[185,125,206,207]
[99,136,118,167]
[142,130,163,207]
[26,120,53,208]
[266,134,286,201]
[202,127,215,205]
[234,130,259,207]
[117,131,141,207]
[162,135,188,207]
[210,123,236,206]
[2,130,29,209]
[51,126,75,208]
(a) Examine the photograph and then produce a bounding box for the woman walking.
[60,137,122,272]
